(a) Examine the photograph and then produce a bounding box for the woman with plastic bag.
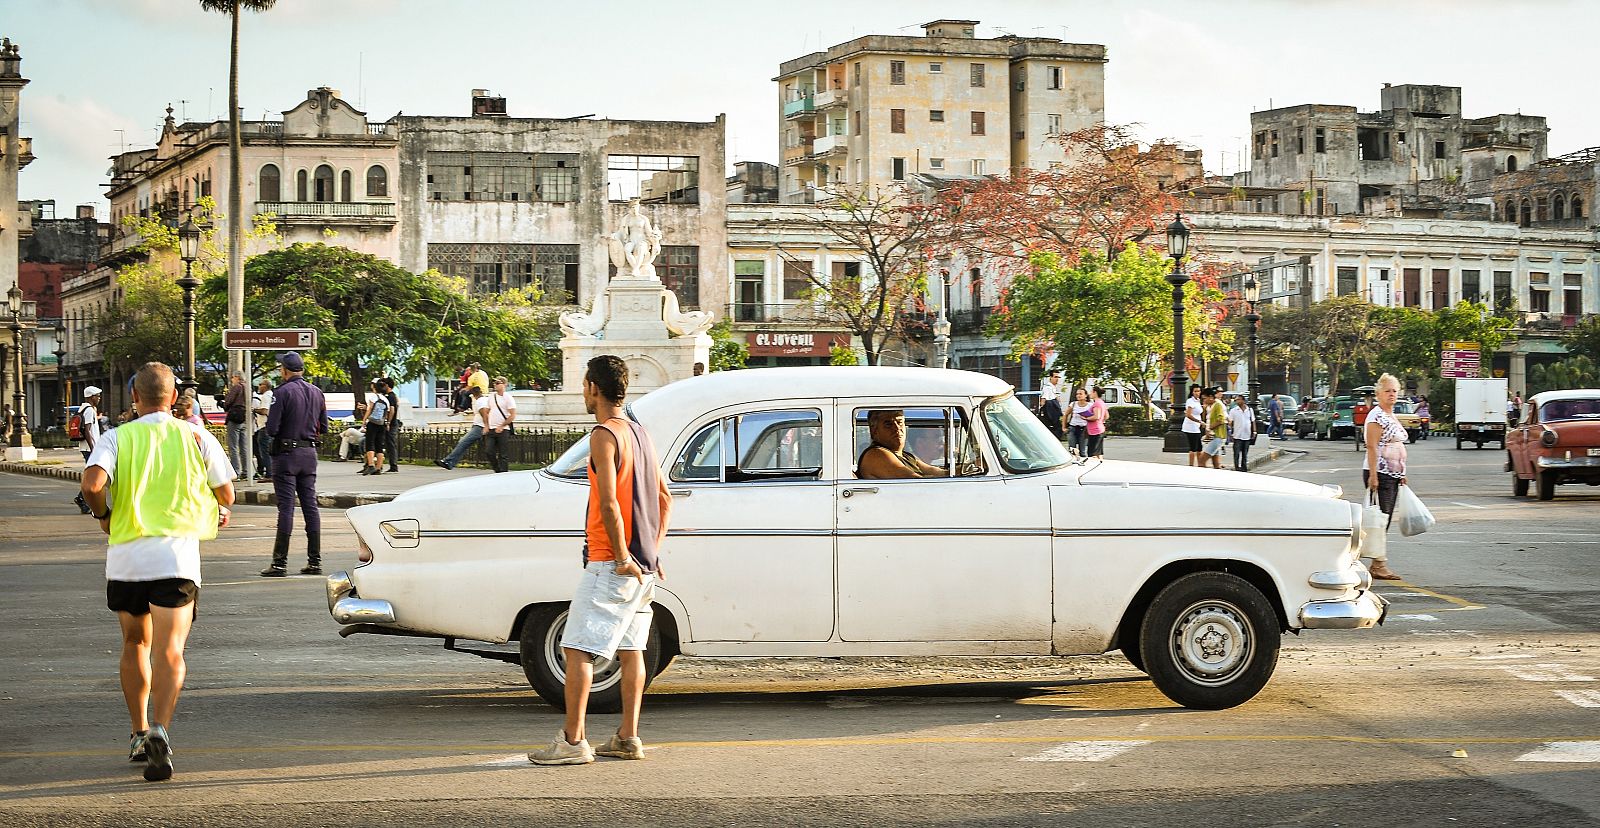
[1362,373,1409,580]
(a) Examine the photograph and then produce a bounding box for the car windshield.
[1393,401,1416,414]
[1541,399,1600,422]
[980,394,1073,473]
[543,405,643,479]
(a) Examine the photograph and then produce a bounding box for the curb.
[0,461,396,508]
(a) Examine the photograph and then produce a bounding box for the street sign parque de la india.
[222,328,318,351]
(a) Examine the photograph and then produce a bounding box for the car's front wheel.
[1140,572,1280,710]
[518,604,662,713]
[1513,469,1529,497]
[1538,470,1557,501]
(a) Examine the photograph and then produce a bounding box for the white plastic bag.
[1395,484,1436,537]
[1360,493,1387,558]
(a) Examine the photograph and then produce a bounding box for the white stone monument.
[551,199,712,404]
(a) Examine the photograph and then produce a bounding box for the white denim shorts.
[559,560,656,660]
[1203,437,1226,456]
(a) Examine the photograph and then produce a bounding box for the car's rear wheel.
[1115,624,1146,673]
[518,604,661,713]
[1315,428,1325,441]
[1538,470,1557,501]
[1140,573,1280,710]
[1513,470,1529,497]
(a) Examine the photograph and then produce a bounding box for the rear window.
[1540,399,1600,422]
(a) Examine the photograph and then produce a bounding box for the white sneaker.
[596,732,646,760]
[527,730,594,765]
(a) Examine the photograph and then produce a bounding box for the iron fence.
[315,426,586,470]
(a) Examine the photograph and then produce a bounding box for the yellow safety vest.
[109,418,218,546]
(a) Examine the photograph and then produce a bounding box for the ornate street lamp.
[1244,275,1263,419]
[1162,214,1191,452]
[933,267,953,369]
[7,284,30,450]
[52,325,66,429]
[177,218,202,391]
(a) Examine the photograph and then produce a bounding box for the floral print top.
[1363,406,1408,478]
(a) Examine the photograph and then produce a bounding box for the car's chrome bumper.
[1299,590,1388,630]
[1536,455,1600,471]
[326,570,396,625]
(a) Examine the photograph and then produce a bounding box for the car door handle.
[841,487,879,498]
[669,489,692,497]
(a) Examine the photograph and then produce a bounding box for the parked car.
[1293,399,1322,439]
[1391,401,1424,443]
[325,368,1384,712]
[1506,389,1600,500]
[1306,398,1358,440]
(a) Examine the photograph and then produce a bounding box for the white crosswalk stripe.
[1021,741,1151,762]
[1516,742,1600,763]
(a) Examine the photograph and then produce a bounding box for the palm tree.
[198,0,276,378]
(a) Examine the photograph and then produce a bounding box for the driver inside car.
[857,409,945,479]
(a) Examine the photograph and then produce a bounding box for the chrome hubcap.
[545,611,623,692]
[1170,599,1252,685]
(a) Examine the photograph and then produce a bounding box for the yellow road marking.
[2,733,1592,760]
[1392,580,1486,611]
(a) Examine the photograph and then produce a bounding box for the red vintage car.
[1507,389,1600,500]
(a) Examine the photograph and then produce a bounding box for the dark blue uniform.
[264,374,327,573]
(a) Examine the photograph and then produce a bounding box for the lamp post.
[52,327,65,429]
[177,218,202,392]
[1244,276,1262,417]
[933,267,953,369]
[7,284,31,453]
[1161,214,1191,452]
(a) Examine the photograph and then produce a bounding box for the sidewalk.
[0,448,490,508]
[1101,435,1301,470]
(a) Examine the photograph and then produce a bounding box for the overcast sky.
[5,0,1595,217]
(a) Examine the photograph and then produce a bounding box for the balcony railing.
[255,201,397,222]
[814,87,848,109]
[813,134,847,156]
[726,302,829,324]
[782,95,816,118]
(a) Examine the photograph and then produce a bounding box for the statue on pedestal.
[558,199,713,338]
[608,199,663,281]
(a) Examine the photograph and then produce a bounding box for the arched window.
[313,164,335,202]
[1503,200,1515,223]
[259,164,281,202]
[340,170,352,202]
[1506,155,1518,172]
[1553,194,1566,221]
[296,169,308,201]
[365,165,388,197]
[1571,194,1585,220]
[1520,199,1532,227]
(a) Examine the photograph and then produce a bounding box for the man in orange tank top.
[530,356,672,766]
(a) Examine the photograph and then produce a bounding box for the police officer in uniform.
[260,352,327,576]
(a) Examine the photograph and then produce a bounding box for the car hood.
[1076,458,1333,498]
[389,470,543,504]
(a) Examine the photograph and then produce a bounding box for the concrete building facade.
[774,19,1105,202]
[725,203,862,367]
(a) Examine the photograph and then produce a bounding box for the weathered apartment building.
[774,19,1105,202]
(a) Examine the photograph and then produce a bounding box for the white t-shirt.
[1227,406,1255,440]
[86,412,234,584]
[1038,379,1063,403]
[252,389,274,430]
[484,392,516,430]
[77,402,102,451]
[1182,397,1204,434]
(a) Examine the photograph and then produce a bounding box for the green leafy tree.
[991,245,1229,409]
[1259,294,1386,394]
[708,319,748,371]
[1374,302,1515,384]
[1562,315,1600,365]
[1527,355,1599,396]
[829,344,860,366]
[93,269,187,387]
[197,243,556,395]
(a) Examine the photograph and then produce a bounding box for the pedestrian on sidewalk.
[362,379,393,476]
[1267,394,1285,440]
[261,352,326,577]
[466,362,490,398]
[335,405,366,462]
[1201,388,1227,469]
[1228,395,1255,472]
[1066,387,1092,457]
[434,387,486,470]
[1086,386,1108,458]
[381,378,401,473]
[1182,384,1204,466]
[222,373,250,480]
[79,362,235,782]
[1037,370,1065,440]
[483,377,516,473]
[252,378,274,481]
[1362,373,1408,581]
[528,355,672,767]
[72,386,105,515]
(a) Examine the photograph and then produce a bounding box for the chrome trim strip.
[332,597,396,625]
[415,527,1346,540]
[419,529,584,538]
[837,528,1048,537]
[325,570,353,613]
[1308,569,1361,590]
[671,528,835,537]
[1052,527,1348,538]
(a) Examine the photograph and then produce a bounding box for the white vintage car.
[328,368,1385,711]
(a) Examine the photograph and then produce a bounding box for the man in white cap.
[72,386,105,514]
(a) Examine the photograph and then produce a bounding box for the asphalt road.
[1,436,1597,827]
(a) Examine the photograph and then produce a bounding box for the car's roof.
[634,367,1014,422]
[1530,389,1600,405]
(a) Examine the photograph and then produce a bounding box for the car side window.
[852,406,986,478]
[732,409,824,482]
[671,420,726,481]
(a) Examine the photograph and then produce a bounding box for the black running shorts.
[107,578,199,616]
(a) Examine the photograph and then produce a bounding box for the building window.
[1314,128,1326,154]
[929,62,942,73]
[313,164,335,202]
[1047,65,1063,90]
[1506,156,1518,172]
[1461,270,1481,305]
[428,242,537,295]
[929,158,944,170]
[970,63,985,87]
[1046,114,1061,135]
[1295,127,1305,154]
[259,164,280,202]
[853,62,861,85]
[734,260,764,320]
[534,153,579,202]
[891,158,906,181]
[606,155,699,204]
[366,165,388,197]
[1553,194,1566,221]
[340,170,352,202]
[660,245,699,309]
[1572,194,1585,219]
[970,159,985,175]
[1520,199,1532,227]
[1433,140,1446,161]
[929,109,944,122]
[853,110,861,135]
[970,111,986,135]
[1503,200,1516,223]
[890,60,905,85]
[534,244,580,301]
[1530,288,1551,313]
[1336,266,1359,296]
[1493,271,1514,313]
[1270,130,1279,158]
[1402,268,1421,307]
[1431,268,1449,310]
[782,258,812,300]
[890,108,905,134]
[1254,132,1266,159]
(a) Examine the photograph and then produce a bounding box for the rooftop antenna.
[114,129,126,153]
[178,99,189,120]
[207,88,214,120]
[357,51,364,110]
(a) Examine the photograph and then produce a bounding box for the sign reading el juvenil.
[747,331,838,357]
[1440,340,1480,379]
[222,328,318,351]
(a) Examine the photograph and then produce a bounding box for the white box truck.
[1454,377,1509,450]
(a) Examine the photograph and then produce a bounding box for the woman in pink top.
[1086,386,1109,458]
